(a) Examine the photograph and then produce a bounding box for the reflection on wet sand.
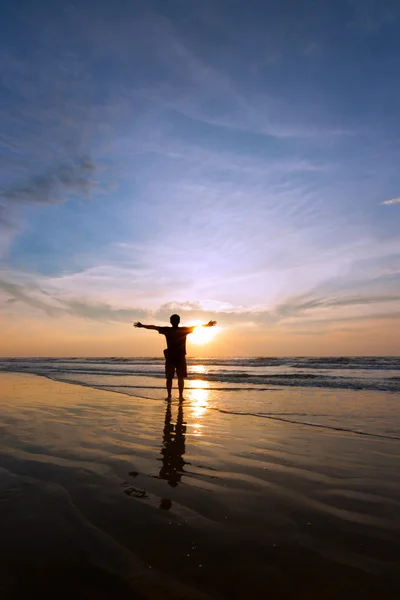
[158,383,210,489]
[159,399,187,488]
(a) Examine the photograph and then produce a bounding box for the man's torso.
[158,327,193,363]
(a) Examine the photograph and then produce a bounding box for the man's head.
[170,314,180,328]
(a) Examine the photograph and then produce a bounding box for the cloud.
[0,206,15,231]
[276,292,400,319]
[0,154,99,258]
[382,197,400,206]
[0,278,60,316]
[0,275,255,324]
[126,11,354,142]
[153,301,275,327]
[0,276,149,323]
[62,299,148,323]
[0,207,18,258]
[2,272,399,332]
[1,157,97,205]
[142,136,331,177]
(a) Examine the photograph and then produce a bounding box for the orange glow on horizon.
[0,314,399,357]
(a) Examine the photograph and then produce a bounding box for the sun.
[189,322,221,345]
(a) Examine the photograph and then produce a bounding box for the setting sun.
[189,322,221,345]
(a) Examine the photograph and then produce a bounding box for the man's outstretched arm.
[188,320,217,332]
[202,320,217,328]
[133,322,160,331]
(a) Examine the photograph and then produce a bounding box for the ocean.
[1,356,399,440]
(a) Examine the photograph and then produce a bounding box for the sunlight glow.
[189,322,221,345]
[190,364,206,374]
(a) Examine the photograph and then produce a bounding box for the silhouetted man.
[134,314,216,399]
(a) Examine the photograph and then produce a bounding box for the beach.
[1,366,399,599]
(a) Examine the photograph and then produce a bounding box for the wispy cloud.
[1,157,97,205]
[1,268,399,331]
[275,291,400,319]
[382,197,400,206]
[0,278,60,316]
[0,206,15,231]
[0,277,148,323]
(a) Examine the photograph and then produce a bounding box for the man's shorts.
[164,350,187,379]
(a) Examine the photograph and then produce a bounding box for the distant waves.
[1,356,399,392]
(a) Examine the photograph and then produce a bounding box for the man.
[134,314,217,399]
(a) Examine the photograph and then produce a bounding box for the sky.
[0,0,399,357]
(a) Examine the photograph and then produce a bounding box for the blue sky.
[0,0,399,355]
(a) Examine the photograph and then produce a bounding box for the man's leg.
[178,377,184,399]
[177,359,187,399]
[165,363,174,398]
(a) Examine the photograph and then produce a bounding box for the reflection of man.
[134,314,216,399]
[159,399,186,487]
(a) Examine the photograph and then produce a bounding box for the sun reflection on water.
[190,364,206,375]
[187,380,210,430]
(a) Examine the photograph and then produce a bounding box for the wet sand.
[1,373,399,599]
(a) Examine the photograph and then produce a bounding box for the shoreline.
[3,370,399,441]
